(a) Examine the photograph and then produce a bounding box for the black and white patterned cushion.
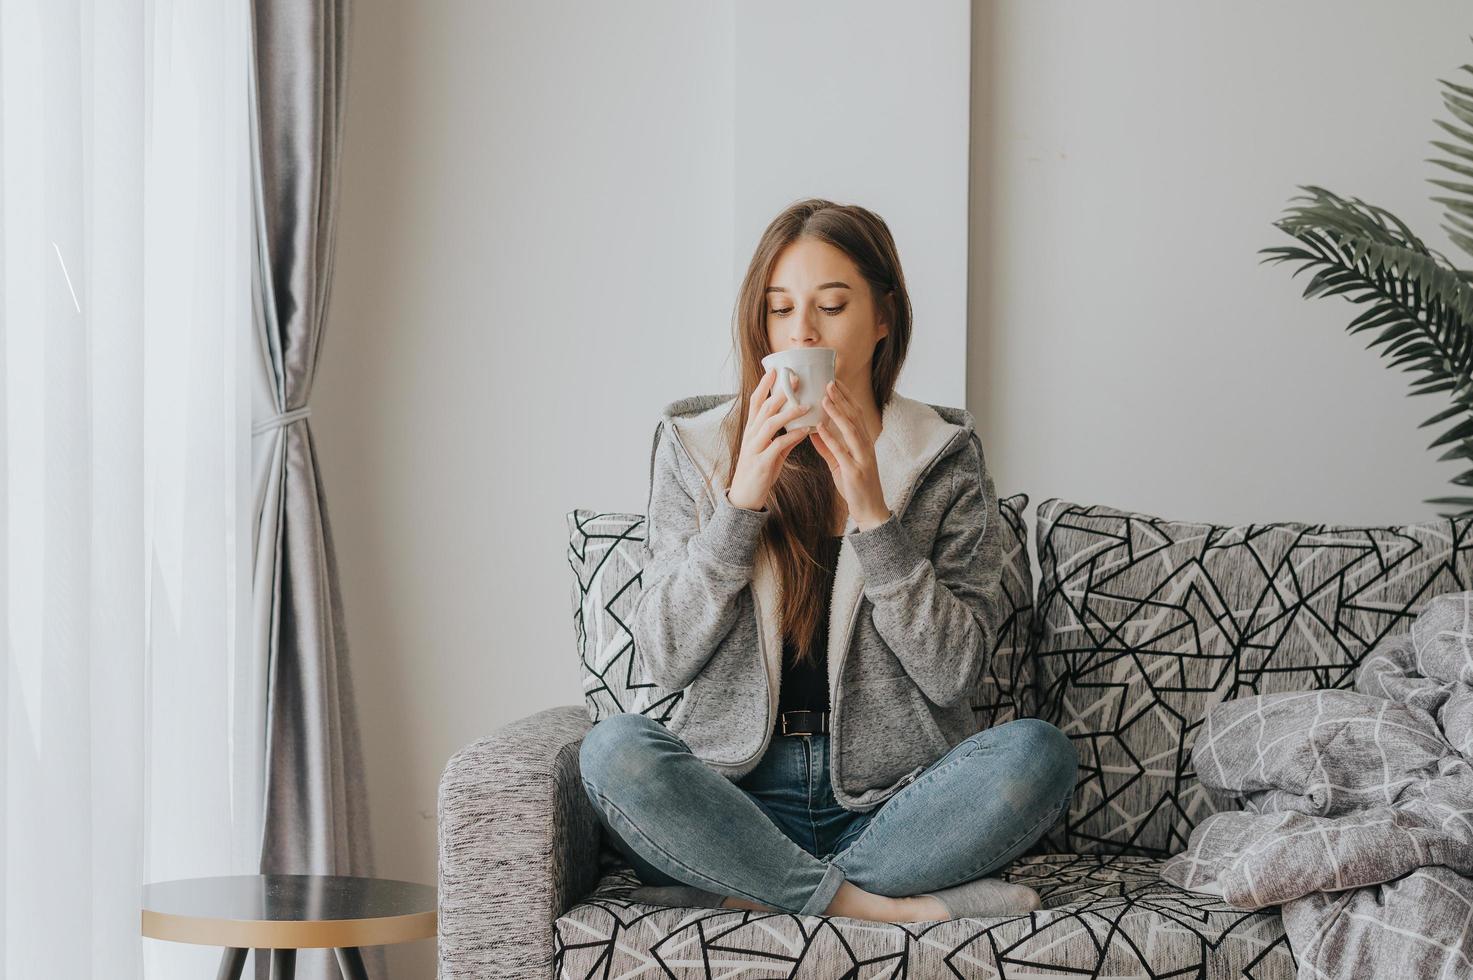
[565,509,682,725]
[555,851,1296,978]
[565,491,1037,735]
[1031,496,1473,858]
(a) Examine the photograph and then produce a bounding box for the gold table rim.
[140,907,436,948]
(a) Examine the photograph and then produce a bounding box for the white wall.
[971,1,1473,538]
[319,3,1473,976]
[317,2,970,975]
[734,0,972,405]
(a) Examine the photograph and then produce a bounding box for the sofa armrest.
[437,703,600,980]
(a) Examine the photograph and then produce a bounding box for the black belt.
[776,708,829,736]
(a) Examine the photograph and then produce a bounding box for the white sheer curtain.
[1,2,261,978]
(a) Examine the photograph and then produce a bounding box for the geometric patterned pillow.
[565,509,682,725]
[974,492,1038,729]
[566,491,1038,733]
[1030,496,1473,858]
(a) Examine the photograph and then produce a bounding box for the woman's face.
[764,237,888,397]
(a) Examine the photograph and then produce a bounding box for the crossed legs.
[578,713,1077,920]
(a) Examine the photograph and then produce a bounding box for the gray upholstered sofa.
[438,481,1473,978]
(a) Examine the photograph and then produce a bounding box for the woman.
[579,198,1077,923]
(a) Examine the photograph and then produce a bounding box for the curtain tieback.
[252,405,312,436]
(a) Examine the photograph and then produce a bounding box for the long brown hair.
[720,199,913,666]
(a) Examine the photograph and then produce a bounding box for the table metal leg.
[270,948,296,980]
[333,946,369,980]
[215,947,248,980]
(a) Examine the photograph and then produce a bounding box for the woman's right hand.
[727,367,814,512]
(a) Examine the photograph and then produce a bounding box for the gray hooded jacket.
[630,391,1006,812]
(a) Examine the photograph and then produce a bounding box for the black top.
[776,534,843,723]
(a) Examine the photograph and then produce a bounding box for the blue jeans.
[578,713,1077,916]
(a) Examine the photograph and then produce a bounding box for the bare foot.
[900,895,951,921]
[828,885,954,923]
[719,887,951,921]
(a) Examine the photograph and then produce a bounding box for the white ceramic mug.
[760,347,837,430]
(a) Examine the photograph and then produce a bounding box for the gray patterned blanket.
[1160,591,1473,979]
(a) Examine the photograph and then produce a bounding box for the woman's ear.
[878,288,896,338]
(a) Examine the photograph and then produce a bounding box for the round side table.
[140,873,436,980]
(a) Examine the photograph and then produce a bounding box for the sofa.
[438,474,1473,978]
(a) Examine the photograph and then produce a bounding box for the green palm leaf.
[1429,48,1473,262]
[1262,42,1473,521]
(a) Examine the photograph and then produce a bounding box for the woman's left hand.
[809,378,892,531]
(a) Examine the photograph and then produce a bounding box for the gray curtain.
[248,2,385,979]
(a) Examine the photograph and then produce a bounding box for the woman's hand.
[727,367,814,511]
[809,378,891,530]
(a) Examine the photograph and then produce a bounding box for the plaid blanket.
[1160,592,1473,979]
